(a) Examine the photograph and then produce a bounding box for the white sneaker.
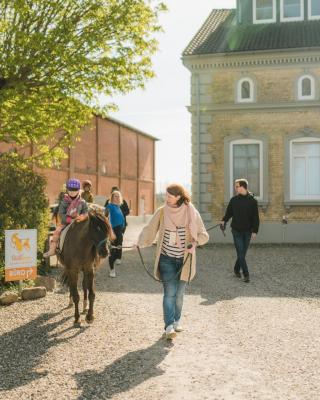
[165,325,177,340]
[115,259,121,265]
[173,321,183,332]
[109,269,116,278]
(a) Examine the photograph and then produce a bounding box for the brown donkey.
[59,211,113,324]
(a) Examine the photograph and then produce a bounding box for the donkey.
[59,211,113,324]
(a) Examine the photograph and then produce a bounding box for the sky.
[109,0,236,192]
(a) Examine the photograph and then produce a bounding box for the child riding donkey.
[44,178,88,258]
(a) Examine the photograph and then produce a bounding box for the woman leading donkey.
[137,183,209,340]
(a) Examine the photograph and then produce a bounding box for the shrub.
[0,153,50,292]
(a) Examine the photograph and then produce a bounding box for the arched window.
[298,75,315,100]
[237,78,255,103]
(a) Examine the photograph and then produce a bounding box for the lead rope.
[137,245,192,284]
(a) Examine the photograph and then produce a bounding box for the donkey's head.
[88,211,114,258]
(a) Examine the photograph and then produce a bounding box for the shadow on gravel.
[97,245,320,304]
[192,245,320,305]
[0,311,84,391]
[75,338,171,399]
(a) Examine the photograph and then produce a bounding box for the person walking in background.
[137,183,209,340]
[221,178,259,283]
[52,184,67,225]
[105,190,125,278]
[81,180,94,203]
[105,186,130,234]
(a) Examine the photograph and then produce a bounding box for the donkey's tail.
[59,270,71,288]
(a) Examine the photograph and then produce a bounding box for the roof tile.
[183,9,320,56]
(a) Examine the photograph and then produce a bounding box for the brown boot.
[43,240,57,258]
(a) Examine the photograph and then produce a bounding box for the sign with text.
[5,229,37,281]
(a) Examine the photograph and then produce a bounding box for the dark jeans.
[159,254,187,329]
[232,229,251,277]
[109,225,124,269]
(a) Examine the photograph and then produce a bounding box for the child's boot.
[43,240,57,258]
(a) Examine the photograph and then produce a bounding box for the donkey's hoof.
[85,315,94,324]
[74,319,81,326]
[82,308,88,315]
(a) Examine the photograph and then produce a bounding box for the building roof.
[183,9,320,56]
[96,114,159,141]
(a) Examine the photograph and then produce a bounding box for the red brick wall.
[121,127,138,179]
[0,116,156,215]
[138,135,154,180]
[39,168,68,204]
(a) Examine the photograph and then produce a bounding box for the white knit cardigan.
[137,205,209,282]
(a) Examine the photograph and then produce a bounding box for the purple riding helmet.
[66,178,81,191]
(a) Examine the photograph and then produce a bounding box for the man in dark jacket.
[220,178,259,283]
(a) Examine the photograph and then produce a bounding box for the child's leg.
[44,225,64,257]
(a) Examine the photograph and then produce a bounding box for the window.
[297,75,315,100]
[308,0,320,19]
[290,138,320,200]
[253,0,276,23]
[230,140,263,199]
[237,78,255,103]
[280,0,304,21]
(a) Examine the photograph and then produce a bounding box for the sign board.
[5,229,37,281]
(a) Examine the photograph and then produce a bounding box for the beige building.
[183,0,320,242]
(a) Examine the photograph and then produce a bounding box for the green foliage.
[0,153,50,291]
[0,0,166,166]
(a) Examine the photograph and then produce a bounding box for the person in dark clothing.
[220,178,259,283]
[81,180,94,203]
[104,186,130,232]
[52,184,67,225]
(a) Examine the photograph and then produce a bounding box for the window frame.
[280,0,304,22]
[237,77,255,103]
[297,74,316,100]
[308,0,320,20]
[229,139,264,201]
[289,137,320,201]
[253,0,277,24]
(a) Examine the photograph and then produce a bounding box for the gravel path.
[1,244,320,400]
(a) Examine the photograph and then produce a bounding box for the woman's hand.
[187,241,197,254]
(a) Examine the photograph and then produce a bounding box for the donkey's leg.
[69,274,81,324]
[85,270,95,324]
[82,273,88,314]
[68,287,73,308]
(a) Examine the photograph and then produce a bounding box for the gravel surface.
[1,244,320,400]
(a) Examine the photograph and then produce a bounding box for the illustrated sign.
[5,229,37,281]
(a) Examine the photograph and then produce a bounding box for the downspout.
[195,73,201,209]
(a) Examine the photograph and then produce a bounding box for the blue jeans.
[232,229,251,277]
[159,254,187,329]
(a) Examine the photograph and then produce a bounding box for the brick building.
[1,115,157,215]
[183,0,320,242]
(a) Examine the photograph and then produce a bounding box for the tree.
[0,0,166,166]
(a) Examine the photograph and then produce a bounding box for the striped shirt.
[161,227,186,258]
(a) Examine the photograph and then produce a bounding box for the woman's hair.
[110,190,123,205]
[166,183,191,206]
